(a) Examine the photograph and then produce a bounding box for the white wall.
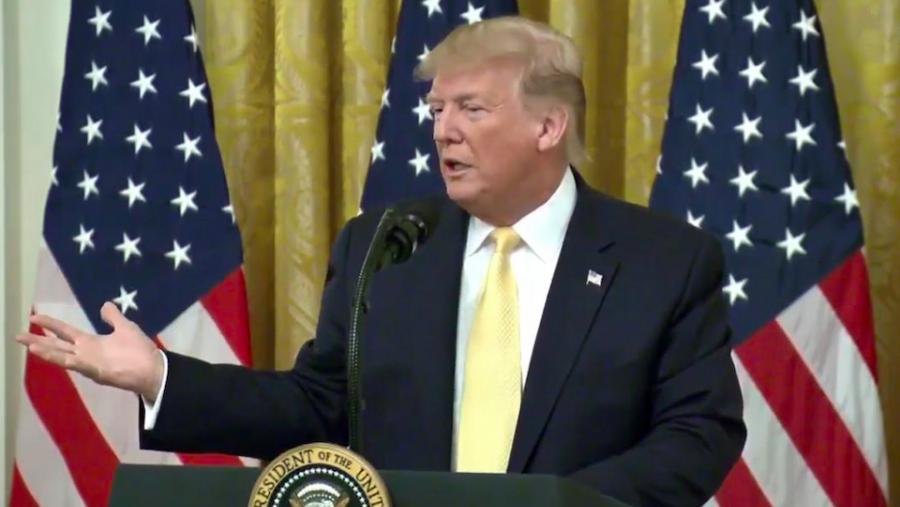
[3,0,69,502]
[0,2,7,500]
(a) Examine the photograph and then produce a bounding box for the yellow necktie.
[457,227,522,473]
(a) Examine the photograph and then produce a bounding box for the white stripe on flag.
[733,355,831,507]
[15,394,86,507]
[776,285,888,494]
[160,302,244,365]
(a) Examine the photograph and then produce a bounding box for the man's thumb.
[100,302,128,328]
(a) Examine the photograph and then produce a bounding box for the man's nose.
[433,109,460,145]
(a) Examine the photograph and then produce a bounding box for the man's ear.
[536,104,569,153]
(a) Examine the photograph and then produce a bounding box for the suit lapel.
[507,184,620,473]
[367,199,468,470]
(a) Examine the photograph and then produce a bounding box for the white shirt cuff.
[141,350,169,431]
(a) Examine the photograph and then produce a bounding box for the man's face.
[427,60,542,220]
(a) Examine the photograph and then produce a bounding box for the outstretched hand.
[16,302,165,402]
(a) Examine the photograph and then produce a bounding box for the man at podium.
[18,16,745,507]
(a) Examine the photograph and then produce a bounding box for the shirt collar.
[465,167,577,263]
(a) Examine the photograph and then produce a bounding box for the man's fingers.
[29,313,82,344]
[100,301,129,329]
[17,332,77,354]
[26,341,74,368]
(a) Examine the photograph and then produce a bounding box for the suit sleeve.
[139,221,358,460]
[570,235,746,507]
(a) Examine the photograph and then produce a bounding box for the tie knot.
[491,227,520,255]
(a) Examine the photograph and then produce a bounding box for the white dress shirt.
[451,168,577,465]
[145,169,578,440]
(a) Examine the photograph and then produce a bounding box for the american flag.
[649,0,888,505]
[10,1,254,505]
[361,0,518,210]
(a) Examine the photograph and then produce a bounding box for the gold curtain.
[198,0,899,494]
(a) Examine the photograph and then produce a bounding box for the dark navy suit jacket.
[141,179,746,507]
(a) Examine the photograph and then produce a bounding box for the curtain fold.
[200,0,898,494]
[200,0,276,368]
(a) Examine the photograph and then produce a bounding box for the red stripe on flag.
[736,321,886,507]
[9,463,40,507]
[715,458,771,507]
[25,325,119,507]
[818,251,878,381]
[201,268,253,365]
[178,453,246,466]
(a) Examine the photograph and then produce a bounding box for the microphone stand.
[347,208,398,454]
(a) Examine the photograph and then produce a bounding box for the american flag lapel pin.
[586,270,603,288]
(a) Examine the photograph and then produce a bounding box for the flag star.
[739,57,768,89]
[171,187,199,216]
[422,0,443,17]
[408,148,431,176]
[76,170,99,200]
[80,114,103,144]
[730,165,759,198]
[734,113,763,143]
[370,139,386,162]
[113,286,139,315]
[84,60,108,91]
[789,65,820,96]
[656,155,663,175]
[72,224,95,254]
[686,210,705,229]
[687,104,715,135]
[793,10,820,42]
[725,220,754,252]
[175,132,203,162]
[51,165,59,187]
[114,233,142,263]
[838,139,847,151]
[835,183,859,214]
[743,2,770,33]
[786,120,816,151]
[56,112,62,133]
[222,203,236,223]
[180,79,208,108]
[417,44,431,62]
[412,97,433,125]
[119,178,147,208]
[125,124,153,155]
[381,88,390,109]
[692,50,719,80]
[777,228,807,261]
[87,6,113,36]
[184,25,199,53]
[723,275,749,305]
[683,158,709,188]
[461,2,484,24]
[135,16,162,46]
[699,0,727,25]
[165,240,192,270]
[130,69,158,99]
[781,174,812,206]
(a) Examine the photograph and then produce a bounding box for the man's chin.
[444,183,480,211]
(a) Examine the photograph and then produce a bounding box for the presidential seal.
[248,443,390,507]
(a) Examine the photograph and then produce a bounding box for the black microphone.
[347,201,441,454]
[378,202,441,269]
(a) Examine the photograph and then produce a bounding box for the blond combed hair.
[415,16,587,165]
